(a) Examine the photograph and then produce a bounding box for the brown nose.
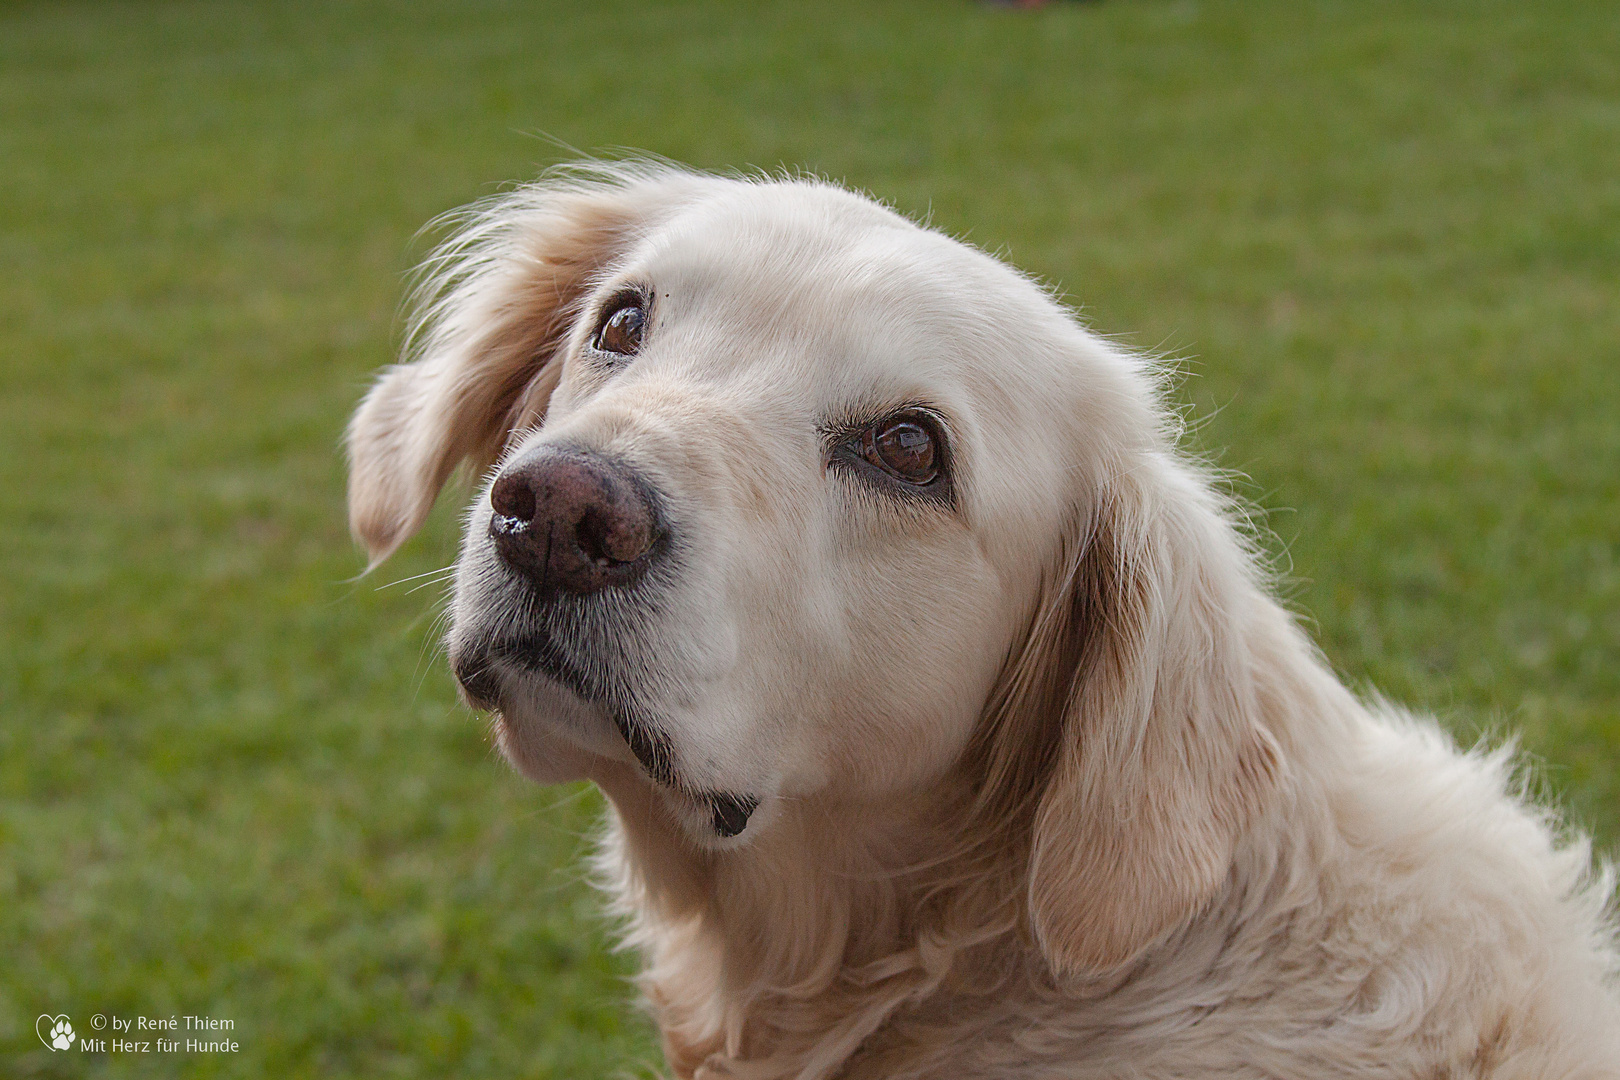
[488,450,662,595]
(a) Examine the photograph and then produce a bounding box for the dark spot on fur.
[709,793,759,838]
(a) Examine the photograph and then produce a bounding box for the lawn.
[2,0,1615,1075]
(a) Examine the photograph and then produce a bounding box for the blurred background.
[2,0,1615,1075]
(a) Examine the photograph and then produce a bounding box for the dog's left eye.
[594,297,646,356]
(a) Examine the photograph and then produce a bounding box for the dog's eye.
[854,414,940,486]
[595,298,646,356]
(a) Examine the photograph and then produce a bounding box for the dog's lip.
[473,627,603,706]
[454,637,601,722]
[455,636,676,780]
[453,653,504,710]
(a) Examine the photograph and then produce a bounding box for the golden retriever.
[346,163,1620,1078]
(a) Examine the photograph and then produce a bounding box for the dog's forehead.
[620,182,1044,398]
[639,184,935,320]
[654,179,916,265]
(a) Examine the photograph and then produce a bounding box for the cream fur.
[347,162,1620,1078]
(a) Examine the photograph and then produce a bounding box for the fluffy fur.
[347,162,1620,1078]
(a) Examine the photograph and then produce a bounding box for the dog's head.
[348,163,1281,973]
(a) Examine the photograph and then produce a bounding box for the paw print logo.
[35,1014,76,1051]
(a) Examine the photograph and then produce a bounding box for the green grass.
[2,0,1615,1075]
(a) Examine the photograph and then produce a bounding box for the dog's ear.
[346,166,702,564]
[985,461,1283,975]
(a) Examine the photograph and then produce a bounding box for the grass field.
[2,0,1616,1075]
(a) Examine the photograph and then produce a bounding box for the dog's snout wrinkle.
[489,451,663,596]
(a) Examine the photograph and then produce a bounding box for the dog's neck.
[588,758,1030,1078]
[584,602,1351,1080]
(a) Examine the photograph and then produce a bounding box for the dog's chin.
[487,673,633,785]
[480,670,768,844]
[491,710,602,785]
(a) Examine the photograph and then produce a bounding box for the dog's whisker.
[404,572,458,596]
[373,563,458,591]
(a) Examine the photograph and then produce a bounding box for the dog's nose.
[488,450,662,595]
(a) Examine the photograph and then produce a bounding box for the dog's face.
[349,165,1278,970]
[439,181,1134,841]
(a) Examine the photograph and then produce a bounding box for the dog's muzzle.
[459,447,762,839]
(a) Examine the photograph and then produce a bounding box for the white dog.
[347,163,1619,1078]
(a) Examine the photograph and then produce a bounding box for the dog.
[346,162,1620,1078]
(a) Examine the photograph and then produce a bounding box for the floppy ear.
[346,165,704,564]
[989,458,1284,975]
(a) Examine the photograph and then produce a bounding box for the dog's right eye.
[830,409,951,505]
[594,297,646,357]
[856,416,940,486]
